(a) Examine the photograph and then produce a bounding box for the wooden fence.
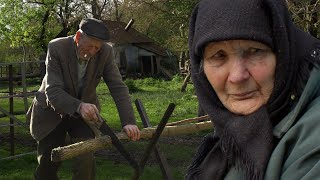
[0,61,44,158]
[0,61,45,81]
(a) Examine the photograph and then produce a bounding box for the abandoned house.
[103,20,178,79]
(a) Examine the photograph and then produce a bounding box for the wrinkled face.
[75,31,103,60]
[203,40,276,115]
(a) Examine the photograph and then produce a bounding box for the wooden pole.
[51,121,213,162]
[166,115,209,126]
[0,151,36,161]
[8,65,15,156]
[21,62,29,114]
[180,72,191,92]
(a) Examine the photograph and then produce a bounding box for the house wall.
[110,43,165,77]
[125,45,140,74]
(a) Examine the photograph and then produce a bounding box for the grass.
[0,75,207,179]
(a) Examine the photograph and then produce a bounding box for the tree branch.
[39,9,50,52]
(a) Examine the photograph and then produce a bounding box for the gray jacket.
[225,68,320,179]
[27,36,136,141]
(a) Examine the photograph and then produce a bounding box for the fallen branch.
[51,121,213,162]
[166,115,209,126]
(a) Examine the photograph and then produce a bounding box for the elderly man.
[27,18,140,180]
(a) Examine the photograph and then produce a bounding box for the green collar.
[273,68,320,138]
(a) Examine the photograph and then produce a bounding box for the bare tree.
[113,0,121,21]
[287,0,320,37]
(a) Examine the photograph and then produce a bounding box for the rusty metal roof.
[103,20,168,57]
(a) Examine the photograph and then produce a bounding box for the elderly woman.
[186,0,320,179]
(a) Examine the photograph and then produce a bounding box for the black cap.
[79,18,109,41]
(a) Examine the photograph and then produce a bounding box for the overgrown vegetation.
[0,0,318,64]
[0,0,200,63]
[0,76,206,179]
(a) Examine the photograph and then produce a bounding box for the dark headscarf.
[186,0,320,179]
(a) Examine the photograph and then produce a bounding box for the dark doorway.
[152,56,157,75]
[141,56,152,76]
[119,51,127,78]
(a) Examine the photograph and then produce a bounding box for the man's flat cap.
[79,18,109,41]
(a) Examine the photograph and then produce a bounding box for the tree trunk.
[179,51,186,71]
[91,0,100,19]
[181,72,191,92]
[51,121,213,162]
[113,0,120,21]
[39,10,50,53]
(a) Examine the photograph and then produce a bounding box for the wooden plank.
[0,73,40,81]
[0,151,36,161]
[0,91,36,99]
[0,60,43,66]
[0,107,28,128]
[0,111,26,118]
[135,99,173,180]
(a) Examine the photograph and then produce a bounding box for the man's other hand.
[79,103,99,123]
[123,125,140,141]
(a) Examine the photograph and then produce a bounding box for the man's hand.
[79,103,99,123]
[123,125,140,141]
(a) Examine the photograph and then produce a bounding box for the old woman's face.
[203,40,276,115]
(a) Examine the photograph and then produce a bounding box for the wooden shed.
[103,20,176,79]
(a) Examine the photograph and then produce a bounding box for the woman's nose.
[228,57,250,83]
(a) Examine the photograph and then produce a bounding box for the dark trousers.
[34,117,96,180]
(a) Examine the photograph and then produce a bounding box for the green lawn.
[0,76,208,179]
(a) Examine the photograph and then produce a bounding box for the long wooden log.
[51,121,213,162]
[165,115,209,126]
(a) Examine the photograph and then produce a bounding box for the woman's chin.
[226,101,263,115]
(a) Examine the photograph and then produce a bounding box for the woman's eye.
[213,51,227,59]
[244,47,269,59]
[205,51,227,67]
[248,47,262,54]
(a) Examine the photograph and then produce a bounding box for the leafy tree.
[0,0,48,58]
[2,0,317,64]
[0,0,115,62]
[162,0,199,51]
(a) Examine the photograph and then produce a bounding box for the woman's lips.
[230,91,256,100]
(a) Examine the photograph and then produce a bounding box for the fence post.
[21,62,28,113]
[8,65,15,156]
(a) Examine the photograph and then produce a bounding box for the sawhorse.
[134,99,173,180]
